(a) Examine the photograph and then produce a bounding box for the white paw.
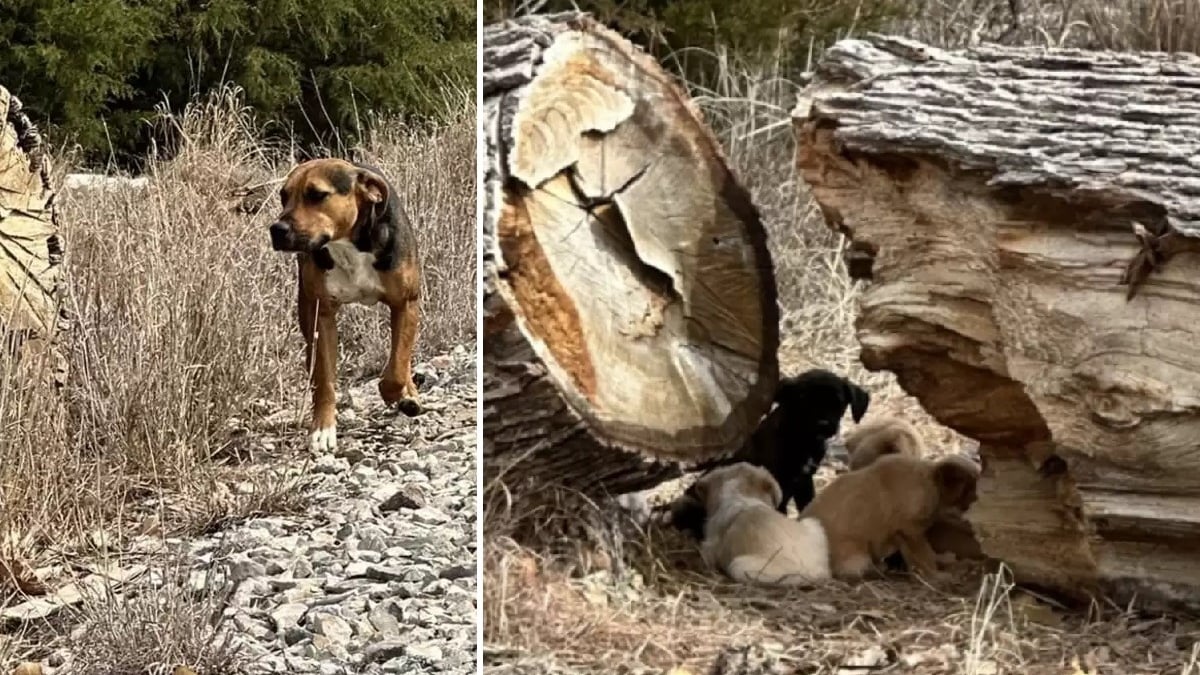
[309,425,337,452]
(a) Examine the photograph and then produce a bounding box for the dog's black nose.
[269,221,291,250]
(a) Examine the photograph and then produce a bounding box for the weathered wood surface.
[795,35,1200,610]
[1,86,65,383]
[483,13,779,502]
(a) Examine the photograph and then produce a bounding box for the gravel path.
[194,345,478,674]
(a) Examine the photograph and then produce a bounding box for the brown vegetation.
[1,87,476,669]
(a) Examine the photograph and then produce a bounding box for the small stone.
[363,639,407,664]
[335,445,368,465]
[314,455,348,475]
[412,507,450,524]
[310,613,354,647]
[271,603,308,631]
[368,600,405,636]
[283,626,310,646]
[228,554,266,582]
[406,643,443,663]
[378,487,424,511]
[439,563,474,581]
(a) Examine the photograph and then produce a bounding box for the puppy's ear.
[934,458,979,511]
[749,467,782,508]
[845,381,871,422]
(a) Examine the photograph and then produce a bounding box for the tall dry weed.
[0,86,476,562]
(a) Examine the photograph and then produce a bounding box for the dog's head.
[774,369,871,440]
[269,158,389,253]
[691,462,783,514]
[933,454,981,513]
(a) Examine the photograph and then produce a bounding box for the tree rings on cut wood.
[482,13,779,499]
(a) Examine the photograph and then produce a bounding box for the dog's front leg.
[895,527,943,580]
[380,298,422,416]
[299,270,340,452]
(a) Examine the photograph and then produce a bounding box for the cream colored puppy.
[692,463,831,585]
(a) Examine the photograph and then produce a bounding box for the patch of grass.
[61,561,244,675]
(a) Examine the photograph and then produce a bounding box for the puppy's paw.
[310,425,337,452]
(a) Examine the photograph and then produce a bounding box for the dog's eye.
[304,188,329,203]
[278,189,287,207]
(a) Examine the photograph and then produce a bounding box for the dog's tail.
[845,417,926,471]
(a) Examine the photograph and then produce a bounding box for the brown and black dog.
[269,158,422,452]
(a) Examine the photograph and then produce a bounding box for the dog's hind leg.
[299,265,340,452]
[380,297,421,416]
[830,539,874,579]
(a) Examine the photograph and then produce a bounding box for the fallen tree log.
[0,86,66,385]
[795,35,1200,610]
[482,13,779,503]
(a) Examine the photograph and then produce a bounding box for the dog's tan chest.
[320,240,385,305]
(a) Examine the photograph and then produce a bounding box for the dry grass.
[59,561,244,675]
[1,86,476,669]
[484,490,1198,674]
[484,2,1200,672]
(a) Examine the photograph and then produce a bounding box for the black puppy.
[666,368,871,540]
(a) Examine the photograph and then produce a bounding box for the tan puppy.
[800,454,978,579]
[844,416,927,471]
[692,463,831,586]
[269,159,423,451]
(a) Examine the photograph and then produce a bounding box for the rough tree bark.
[482,13,779,502]
[795,35,1200,610]
[0,86,66,385]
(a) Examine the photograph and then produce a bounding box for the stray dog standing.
[667,368,871,539]
[800,454,979,579]
[269,158,423,451]
[692,463,831,586]
[844,416,927,470]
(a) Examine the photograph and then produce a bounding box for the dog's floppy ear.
[845,380,871,422]
[356,168,388,204]
[352,168,391,255]
[747,466,783,509]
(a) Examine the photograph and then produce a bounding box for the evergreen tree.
[0,0,476,165]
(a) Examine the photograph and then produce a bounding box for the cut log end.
[1,84,67,387]
[483,14,778,500]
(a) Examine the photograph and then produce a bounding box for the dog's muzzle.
[269,221,327,252]
[269,221,294,251]
[814,420,838,439]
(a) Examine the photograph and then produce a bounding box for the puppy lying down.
[692,463,831,586]
[801,453,979,579]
